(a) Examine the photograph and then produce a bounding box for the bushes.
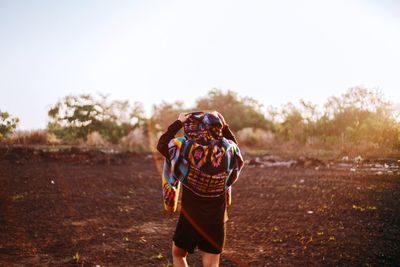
[47,94,145,144]
[264,87,400,155]
[237,128,274,148]
[0,111,19,141]
[5,130,53,145]
[86,131,109,147]
[4,87,399,156]
[195,89,271,132]
[119,128,148,150]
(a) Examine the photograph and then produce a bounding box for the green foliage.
[148,87,399,154]
[149,89,272,136]
[11,192,27,201]
[268,87,400,152]
[275,102,306,142]
[0,110,19,141]
[195,89,271,131]
[151,253,163,260]
[321,87,399,149]
[47,94,145,143]
[72,251,81,263]
[43,87,400,153]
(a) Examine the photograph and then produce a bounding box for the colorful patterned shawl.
[162,111,244,212]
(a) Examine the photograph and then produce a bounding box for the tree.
[150,101,187,131]
[47,94,145,143]
[276,102,305,142]
[195,89,271,131]
[265,87,400,151]
[322,87,399,146]
[0,111,19,141]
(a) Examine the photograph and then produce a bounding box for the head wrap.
[183,111,223,144]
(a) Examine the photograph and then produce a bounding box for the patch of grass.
[352,204,377,212]
[352,204,365,211]
[118,207,130,213]
[151,253,163,260]
[72,251,81,263]
[11,192,27,201]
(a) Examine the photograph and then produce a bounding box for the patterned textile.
[183,111,223,144]
[162,111,244,212]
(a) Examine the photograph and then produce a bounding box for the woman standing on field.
[157,111,244,267]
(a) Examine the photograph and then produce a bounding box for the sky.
[0,0,399,130]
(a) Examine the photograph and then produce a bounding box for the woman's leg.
[202,251,220,267]
[172,242,189,267]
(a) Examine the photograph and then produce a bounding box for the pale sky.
[0,0,399,130]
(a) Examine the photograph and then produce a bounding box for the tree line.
[1,87,399,155]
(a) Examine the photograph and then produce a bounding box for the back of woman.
[157,111,244,267]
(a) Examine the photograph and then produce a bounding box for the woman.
[157,111,244,267]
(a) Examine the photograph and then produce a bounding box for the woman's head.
[183,111,225,144]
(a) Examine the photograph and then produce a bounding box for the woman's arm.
[216,112,238,144]
[156,120,182,158]
[156,113,189,158]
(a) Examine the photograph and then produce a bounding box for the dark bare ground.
[0,148,399,266]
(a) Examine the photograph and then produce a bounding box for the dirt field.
[0,147,399,266]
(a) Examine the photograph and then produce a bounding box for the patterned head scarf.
[183,111,224,144]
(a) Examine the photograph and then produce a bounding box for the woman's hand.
[178,113,190,123]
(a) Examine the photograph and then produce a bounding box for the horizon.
[1,0,400,130]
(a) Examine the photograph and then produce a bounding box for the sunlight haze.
[0,0,399,129]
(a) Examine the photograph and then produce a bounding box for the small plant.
[151,253,163,260]
[11,192,27,201]
[353,204,377,211]
[0,111,19,141]
[352,204,365,211]
[86,131,109,147]
[118,207,129,213]
[119,128,148,149]
[72,251,81,263]
[9,130,49,145]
